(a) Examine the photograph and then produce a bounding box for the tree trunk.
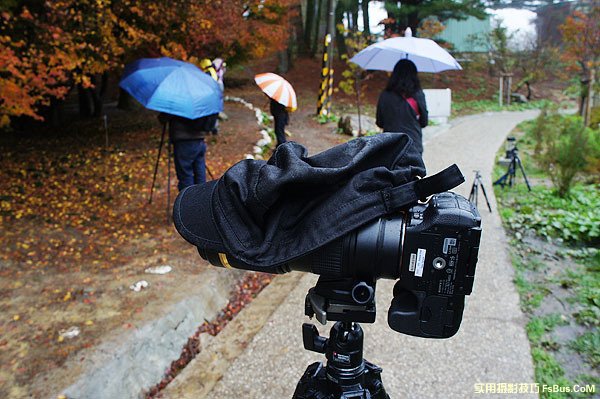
[327,0,337,59]
[579,74,588,117]
[326,0,337,115]
[335,6,346,58]
[78,73,109,118]
[361,0,370,36]
[47,98,63,128]
[117,88,135,110]
[91,73,109,117]
[584,68,595,127]
[525,81,532,100]
[278,50,290,74]
[408,11,419,35]
[311,0,325,56]
[290,3,302,62]
[304,0,316,54]
[351,1,359,32]
[78,84,93,118]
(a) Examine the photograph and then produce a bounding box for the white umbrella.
[350,28,462,73]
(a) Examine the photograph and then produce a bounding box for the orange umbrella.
[254,72,297,111]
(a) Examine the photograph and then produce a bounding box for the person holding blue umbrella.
[119,57,223,197]
[157,112,217,189]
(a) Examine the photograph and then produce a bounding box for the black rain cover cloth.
[173,133,464,269]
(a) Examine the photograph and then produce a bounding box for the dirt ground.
[0,54,567,398]
[0,102,264,398]
[0,56,344,398]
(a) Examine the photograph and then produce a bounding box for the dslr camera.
[199,191,481,339]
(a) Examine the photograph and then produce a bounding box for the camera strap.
[381,164,464,212]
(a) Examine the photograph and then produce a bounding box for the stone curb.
[58,268,243,399]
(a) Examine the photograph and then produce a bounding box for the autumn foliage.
[0,0,298,127]
[559,6,600,75]
[0,8,73,125]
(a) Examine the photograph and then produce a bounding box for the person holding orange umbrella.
[269,99,289,147]
[254,72,297,147]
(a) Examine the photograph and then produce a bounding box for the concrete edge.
[58,268,245,399]
[161,272,305,398]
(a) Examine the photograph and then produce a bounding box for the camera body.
[198,192,481,339]
[389,192,480,338]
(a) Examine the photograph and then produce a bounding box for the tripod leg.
[493,172,508,187]
[508,159,516,187]
[472,182,478,206]
[149,123,167,204]
[167,140,172,224]
[206,165,215,180]
[469,181,477,203]
[516,157,532,191]
[478,177,493,213]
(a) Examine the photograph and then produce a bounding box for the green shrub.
[585,124,600,181]
[589,106,600,131]
[316,113,339,124]
[530,105,560,156]
[537,115,595,197]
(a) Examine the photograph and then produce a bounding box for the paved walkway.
[163,110,540,399]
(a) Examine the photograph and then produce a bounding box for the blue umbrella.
[119,57,223,119]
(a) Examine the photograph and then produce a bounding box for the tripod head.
[297,278,389,399]
[504,136,520,160]
[296,270,477,398]
[305,278,376,325]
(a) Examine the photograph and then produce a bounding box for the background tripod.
[493,147,531,191]
[469,170,492,213]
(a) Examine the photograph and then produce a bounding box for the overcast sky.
[489,8,537,37]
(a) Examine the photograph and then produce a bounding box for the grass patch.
[527,314,568,345]
[531,348,572,396]
[530,349,596,399]
[452,99,551,117]
[495,116,599,394]
[569,331,600,369]
[559,259,600,328]
[512,253,549,311]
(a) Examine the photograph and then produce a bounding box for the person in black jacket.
[376,59,428,154]
[269,98,289,147]
[158,113,218,190]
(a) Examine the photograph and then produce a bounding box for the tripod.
[469,170,492,213]
[493,148,531,191]
[292,278,390,399]
[293,322,388,399]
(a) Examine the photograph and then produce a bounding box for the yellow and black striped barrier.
[317,34,332,116]
[326,65,334,116]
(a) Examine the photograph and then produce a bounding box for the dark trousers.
[173,139,207,191]
[274,116,287,147]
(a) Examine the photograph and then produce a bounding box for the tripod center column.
[325,322,366,385]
